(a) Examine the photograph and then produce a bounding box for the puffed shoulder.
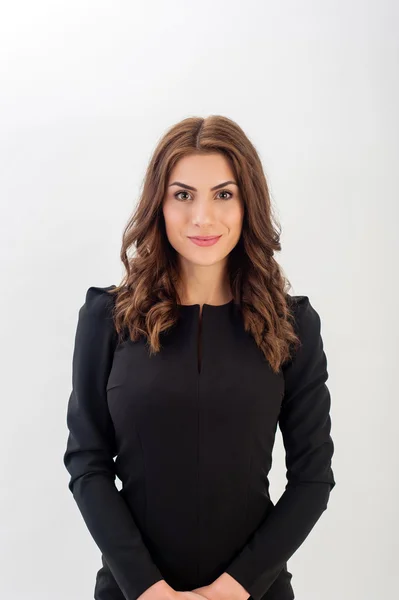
[79,285,116,325]
[282,294,325,374]
[286,294,320,339]
[82,285,117,316]
[76,285,119,348]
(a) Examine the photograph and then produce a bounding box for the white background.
[1,1,397,599]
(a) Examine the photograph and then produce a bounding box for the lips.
[189,236,221,240]
[188,235,222,247]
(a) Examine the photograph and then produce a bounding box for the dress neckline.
[178,298,235,309]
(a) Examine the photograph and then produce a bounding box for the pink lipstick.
[188,235,222,247]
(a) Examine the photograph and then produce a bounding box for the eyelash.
[174,190,233,202]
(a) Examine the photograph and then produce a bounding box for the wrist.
[213,573,250,600]
[137,578,176,600]
[156,579,176,600]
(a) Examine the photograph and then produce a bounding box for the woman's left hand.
[191,573,250,600]
[190,585,215,600]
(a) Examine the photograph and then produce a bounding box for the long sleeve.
[224,295,336,600]
[63,285,164,600]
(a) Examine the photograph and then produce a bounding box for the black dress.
[63,285,336,600]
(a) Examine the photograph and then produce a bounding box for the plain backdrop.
[1,1,397,599]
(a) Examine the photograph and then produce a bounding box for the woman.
[63,115,336,600]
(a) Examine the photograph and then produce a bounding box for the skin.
[141,153,249,600]
[140,574,250,600]
[162,152,245,314]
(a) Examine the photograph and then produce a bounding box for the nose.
[191,198,215,224]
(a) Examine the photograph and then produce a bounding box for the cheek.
[223,205,244,232]
[163,205,186,236]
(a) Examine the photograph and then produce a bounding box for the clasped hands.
[141,572,250,600]
[187,572,250,600]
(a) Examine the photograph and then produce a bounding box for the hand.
[174,593,213,600]
[188,584,216,600]
[137,579,176,600]
[191,574,250,600]
[137,579,213,600]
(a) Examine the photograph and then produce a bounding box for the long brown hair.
[108,115,301,374]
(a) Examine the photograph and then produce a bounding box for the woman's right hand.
[137,579,177,600]
[137,580,211,600]
[174,593,210,600]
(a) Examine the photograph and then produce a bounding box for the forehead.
[168,153,235,184]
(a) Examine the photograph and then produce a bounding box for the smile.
[188,235,222,247]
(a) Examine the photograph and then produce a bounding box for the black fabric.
[63,285,336,600]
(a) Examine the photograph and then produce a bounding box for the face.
[162,153,244,270]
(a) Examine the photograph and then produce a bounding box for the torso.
[106,299,286,592]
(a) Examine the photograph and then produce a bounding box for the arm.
[221,296,336,600]
[63,286,165,600]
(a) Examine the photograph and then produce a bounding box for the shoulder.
[284,294,324,370]
[286,293,322,340]
[78,285,118,333]
[82,285,117,315]
[74,285,119,352]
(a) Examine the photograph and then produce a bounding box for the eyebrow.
[168,180,238,192]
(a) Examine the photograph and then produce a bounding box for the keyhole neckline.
[177,298,235,309]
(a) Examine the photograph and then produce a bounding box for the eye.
[217,190,233,200]
[174,191,191,201]
[173,189,234,201]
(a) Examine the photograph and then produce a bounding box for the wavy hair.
[108,115,301,374]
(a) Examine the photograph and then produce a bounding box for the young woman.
[63,115,336,600]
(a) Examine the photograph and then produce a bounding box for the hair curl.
[108,115,301,374]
